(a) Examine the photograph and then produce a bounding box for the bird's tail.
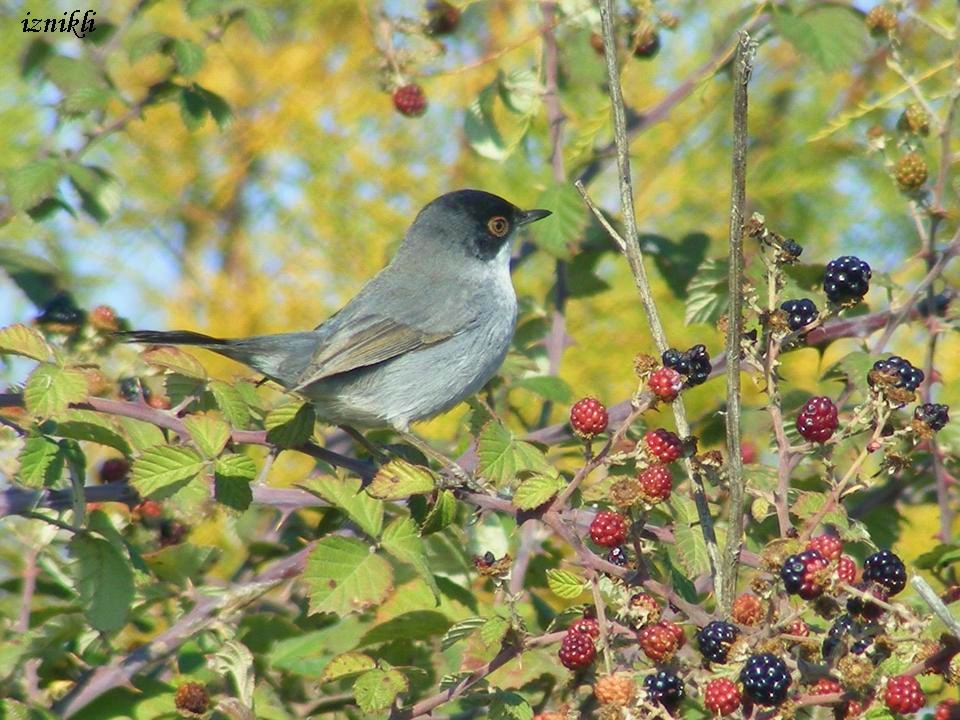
[116,330,226,347]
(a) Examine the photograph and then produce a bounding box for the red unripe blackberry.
[558,630,596,670]
[807,534,844,561]
[934,699,959,720]
[704,677,741,716]
[823,255,872,304]
[648,366,683,401]
[638,465,672,503]
[883,674,925,714]
[175,682,210,715]
[594,673,636,706]
[785,619,809,637]
[643,428,683,463]
[781,549,829,599]
[569,617,600,639]
[836,555,858,584]
[796,396,839,443]
[570,397,608,439]
[392,83,428,117]
[425,0,460,35]
[862,549,907,596]
[99,457,130,484]
[89,304,119,331]
[589,510,628,547]
[740,653,792,706]
[697,620,739,664]
[811,678,843,696]
[731,593,764,626]
[638,620,683,662]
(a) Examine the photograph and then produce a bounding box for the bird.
[118,189,551,432]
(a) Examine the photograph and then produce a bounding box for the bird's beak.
[517,208,552,226]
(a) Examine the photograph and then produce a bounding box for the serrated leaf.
[210,640,254,707]
[118,416,166,452]
[380,517,438,599]
[0,324,52,361]
[353,667,407,714]
[529,183,586,259]
[301,476,383,538]
[546,568,587,599]
[791,491,827,520]
[513,375,572,403]
[669,564,698,603]
[685,258,730,325]
[490,692,533,720]
[183,415,230,457]
[209,380,252,428]
[304,536,393,616]
[53,409,131,456]
[7,159,62,213]
[366,459,436,500]
[440,617,486,650]
[512,474,563,510]
[17,435,64,488]
[773,6,866,73]
[479,615,509,647]
[68,532,134,632]
[416,489,458,535]
[668,493,699,525]
[214,452,256,511]
[477,422,551,485]
[264,401,315,448]
[465,84,508,160]
[131,446,205,498]
[140,345,207,379]
[320,652,376,682]
[63,85,115,114]
[24,364,89,417]
[822,350,874,385]
[674,522,711,576]
[359,610,451,647]
[172,38,205,76]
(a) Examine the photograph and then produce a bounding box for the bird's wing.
[291,315,454,391]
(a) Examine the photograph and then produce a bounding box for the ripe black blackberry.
[862,549,907,595]
[915,402,949,431]
[607,546,630,567]
[780,298,819,331]
[868,356,924,391]
[643,670,684,709]
[846,580,888,620]
[780,549,828,599]
[662,344,711,387]
[822,613,876,658]
[823,255,872,304]
[740,653,791,706]
[697,620,740,664]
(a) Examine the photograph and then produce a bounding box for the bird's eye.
[487,216,510,237]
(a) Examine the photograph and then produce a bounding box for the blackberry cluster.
[822,614,874,659]
[915,402,950,431]
[862,549,907,595]
[779,298,819,331]
[740,653,792,706]
[823,255,872,304]
[868,356,924,391]
[662,345,711,387]
[643,670,684,710]
[846,580,888,620]
[780,549,828,599]
[697,620,740,664]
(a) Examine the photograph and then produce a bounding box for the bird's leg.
[393,428,477,488]
[338,425,390,464]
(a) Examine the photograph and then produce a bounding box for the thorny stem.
[911,575,960,639]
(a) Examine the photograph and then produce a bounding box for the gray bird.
[119,189,550,431]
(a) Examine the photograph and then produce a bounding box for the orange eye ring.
[487,216,510,238]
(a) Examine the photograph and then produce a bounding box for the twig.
[719,31,755,615]
[911,575,960,639]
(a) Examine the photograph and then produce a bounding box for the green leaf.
[497,68,541,115]
[479,615,510,648]
[20,38,53,78]
[353,666,408,714]
[196,85,233,129]
[359,610,451,646]
[673,521,711,576]
[366,459,437,500]
[512,474,563,510]
[68,532,134,632]
[214,453,256,511]
[441,617,486,650]
[242,6,273,41]
[915,544,960,570]
[304,536,393,616]
[773,6,866,73]
[118,416,167,452]
[185,0,222,17]
[209,380,252,428]
[465,83,508,160]
[0,248,64,307]
[301,476,383,538]
[143,543,217,585]
[477,422,551,485]
[822,350,873,385]
[546,568,587,599]
[63,85,115,115]
[490,692,533,720]
[44,54,105,94]
[7,159,62,213]
[18,435,64,488]
[172,38,205,76]
[131,446,206,498]
[513,375,573,403]
[685,257,730,326]
[129,31,168,63]
[184,415,230,457]
[53,409,131,456]
[209,640,255,708]
[413,489,458,535]
[264,401,315,448]
[0,324,52,361]
[529,183,587,259]
[140,345,208,379]
[645,232,710,299]
[380,517,438,599]
[24,364,89,417]
[320,652,377,682]
[669,564,698,603]
[179,85,209,130]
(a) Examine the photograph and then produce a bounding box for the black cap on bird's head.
[405,189,551,262]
